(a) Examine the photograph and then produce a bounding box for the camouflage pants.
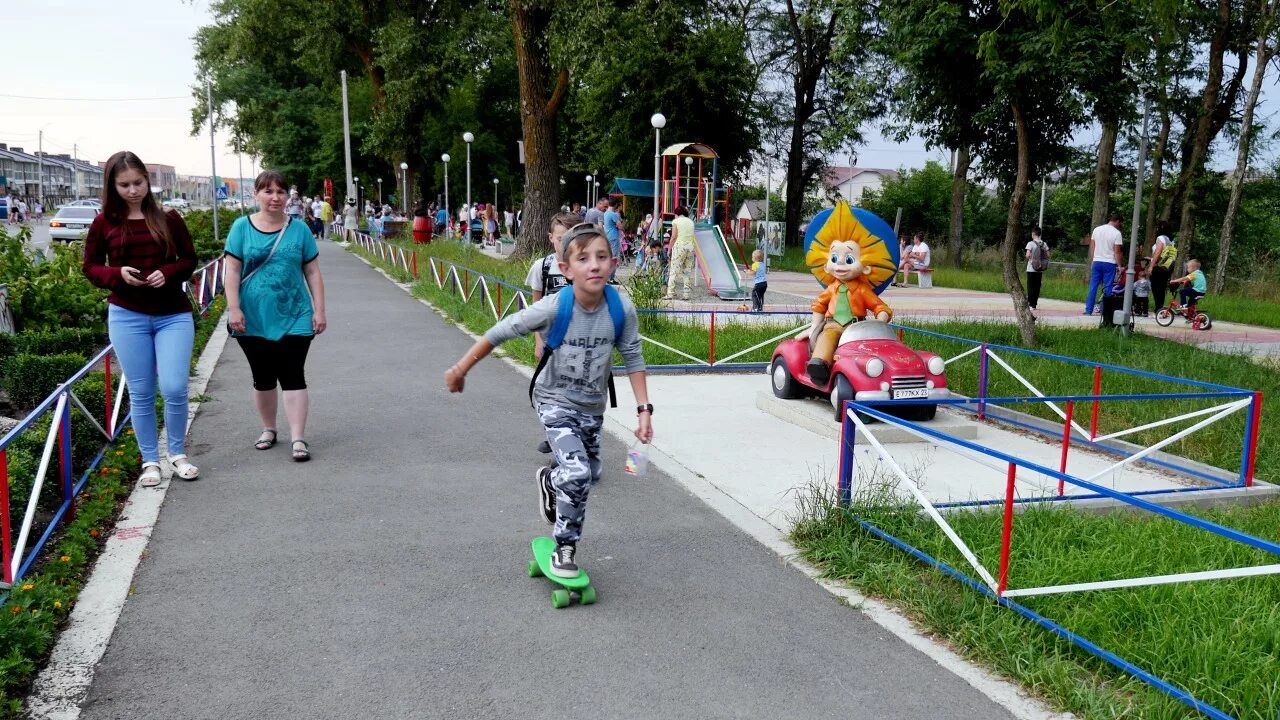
[538,404,604,545]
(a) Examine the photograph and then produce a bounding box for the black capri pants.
[235,335,314,391]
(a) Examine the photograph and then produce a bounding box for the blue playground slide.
[692,223,749,301]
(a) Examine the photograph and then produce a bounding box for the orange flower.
[9,607,19,615]
[100,468,110,476]
[59,555,71,563]
[89,529,100,538]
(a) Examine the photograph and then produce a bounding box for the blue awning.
[608,178,655,198]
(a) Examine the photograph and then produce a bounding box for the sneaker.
[549,543,579,578]
[537,466,555,525]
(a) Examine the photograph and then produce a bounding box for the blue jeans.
[1085,261,1117,314]
[108,305,195,463]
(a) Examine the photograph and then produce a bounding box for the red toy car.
[770,320,950,422]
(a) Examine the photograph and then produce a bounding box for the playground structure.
[831,331,1269,720]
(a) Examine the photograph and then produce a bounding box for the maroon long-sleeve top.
[82,210,198,316]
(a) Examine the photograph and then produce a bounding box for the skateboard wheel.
[580,585,597,605]
[527,561,542,578]
[551,589,571,609]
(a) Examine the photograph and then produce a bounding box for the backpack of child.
[1156,239,1177,270]
[1031,239,1049,272]
[529,285,626,408]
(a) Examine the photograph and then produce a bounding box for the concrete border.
[343,246,1070,720]
[25,316,231,720]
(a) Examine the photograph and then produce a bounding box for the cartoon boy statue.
[806,239,892,384]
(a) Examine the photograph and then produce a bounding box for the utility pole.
[38,130,44,206]
[1038,177,1046,229]
[237,138,245,215]
[341,70,354,201]
[1120,95,1153,337]
[207,79,219,244]
[73,143,79,200]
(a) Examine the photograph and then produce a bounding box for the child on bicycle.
[1169,259,1207,315]
[445,224,653,578]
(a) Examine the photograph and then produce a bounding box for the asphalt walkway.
[77,236,1015,719]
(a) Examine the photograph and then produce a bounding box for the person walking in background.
[1147,221,1176,312]
[342,197,358,233]
[284,189,304,221]
[318,195,334,240]
[584,197,607,227]
[223,171,327,463]
[1085,211,1124,315]
[485,205,499,246]
[663,206,697,301]
[750,248,768,311]
[82,151,200,487]
[603,197,624,283]
[1024,226,1049,309]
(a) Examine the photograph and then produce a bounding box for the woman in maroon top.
[82,151,200,487]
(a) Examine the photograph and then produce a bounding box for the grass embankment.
[351,238,1280,718]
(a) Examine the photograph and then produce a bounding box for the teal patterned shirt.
[224,216,319,340]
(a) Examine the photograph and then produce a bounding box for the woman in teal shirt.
[224,171,328,461]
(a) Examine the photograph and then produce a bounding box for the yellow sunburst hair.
[805,202,897,289]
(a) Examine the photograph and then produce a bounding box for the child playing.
[525,212,581,360]
[1170,259,1207,318]
[445,224,653,578]
[1132,268,1151,316]
[750,249,768,312]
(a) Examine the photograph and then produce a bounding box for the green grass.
[932,264,1280,330]
[791,478,1280,719]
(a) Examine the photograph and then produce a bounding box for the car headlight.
[928,356,945,376]
[864,358,884,378]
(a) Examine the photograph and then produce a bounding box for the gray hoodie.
[485,292,645,416]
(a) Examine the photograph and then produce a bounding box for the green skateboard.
[527,536,597,609]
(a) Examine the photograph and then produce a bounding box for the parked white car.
[162,198,191,210]
[48,206,100,242]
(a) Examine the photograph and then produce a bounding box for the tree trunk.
[1144,94,1171,246]
[949,146,970,268]
[1091,120,1118,228]
[1165,0,1247,254]
[508,0,566,260]
[1215,4,1275,293]
[1004,104,1035,346]
[782,110,810,253]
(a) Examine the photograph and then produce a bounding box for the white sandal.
[139,462,163,488]
[170,454,200,481]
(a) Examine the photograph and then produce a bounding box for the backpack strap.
[603,285,625,409]
[530,287,576,407]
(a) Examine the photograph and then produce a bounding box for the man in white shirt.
[895,232,930,286]
[1085,211,1124,315]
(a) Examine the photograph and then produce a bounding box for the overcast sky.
[3,1,1271,187]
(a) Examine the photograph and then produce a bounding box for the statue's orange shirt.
[811,279,892,322]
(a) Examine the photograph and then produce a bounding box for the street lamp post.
[585,174,592,209]
[684,156,694,217]
[650,113,665,239]
[441,154,450,239]
[400,162,409,214]
[463,131,474,242]
[492,177,499,212]
[592,170,600,206]
[353,176,360,221]
[377,177,382,206]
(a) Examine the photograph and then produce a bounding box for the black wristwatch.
[636,404,654,416]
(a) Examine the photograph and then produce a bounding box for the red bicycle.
[1154,283,1212,330]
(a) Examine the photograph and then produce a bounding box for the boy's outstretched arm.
[629,371,654,443]
[444,337,495,393]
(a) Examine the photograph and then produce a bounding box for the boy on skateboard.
[445,224,653,578]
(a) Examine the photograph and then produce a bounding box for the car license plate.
[67,224,84,229]
[893,387,929,400]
